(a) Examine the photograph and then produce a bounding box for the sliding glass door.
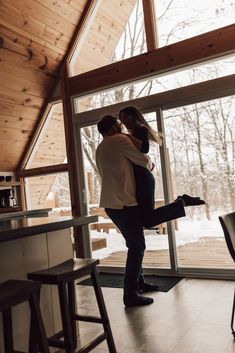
[163,96,235,270]
[73,90,235,278]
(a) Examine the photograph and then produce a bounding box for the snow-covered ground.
[91,214,224,259]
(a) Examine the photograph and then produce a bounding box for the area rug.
[78,273,183,292]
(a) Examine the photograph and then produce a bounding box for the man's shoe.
[178,194,206,206]
[138,282,159,292]
[124,294,154,307]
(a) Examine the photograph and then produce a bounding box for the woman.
[119,106,162,226]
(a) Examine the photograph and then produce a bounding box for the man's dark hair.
[97,115,117,135]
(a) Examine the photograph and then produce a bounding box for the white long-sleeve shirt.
[95,133,152,209]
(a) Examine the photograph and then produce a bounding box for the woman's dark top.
[132,125,149,153]
[132,125,155,211]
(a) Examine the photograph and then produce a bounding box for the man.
[96,115,205,307]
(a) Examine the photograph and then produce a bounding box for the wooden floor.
[100,237,235,269]
[76,278,235,353]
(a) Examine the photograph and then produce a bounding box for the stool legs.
[0,281,49,353]
[68,281,77,348]
[91,267,117,353]
[27,259,117,353]
[231,289,235,337]
[58,282,74,353]
[29,290,50,353]
[2,308,14,353]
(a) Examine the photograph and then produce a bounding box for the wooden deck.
[100,237,235,269]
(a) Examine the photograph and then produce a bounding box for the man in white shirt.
[96,115,205,307]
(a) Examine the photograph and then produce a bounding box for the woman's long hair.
[119,106,163,145]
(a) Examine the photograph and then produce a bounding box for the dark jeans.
[105,200,185,298]
[105,206,145,297]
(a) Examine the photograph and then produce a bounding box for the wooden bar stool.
[0,279,49,353]
[27,258,117,353]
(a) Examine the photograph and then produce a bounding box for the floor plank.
[76,278,235,352]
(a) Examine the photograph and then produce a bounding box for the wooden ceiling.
[0,0,136,172]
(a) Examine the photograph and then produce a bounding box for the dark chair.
[0,279,49,353]
[27,258,117,353]
[219,211,235,338]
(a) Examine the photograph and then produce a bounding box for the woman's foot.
[177,194,206,206]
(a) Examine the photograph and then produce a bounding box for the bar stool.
[0,279,49,353]
[27,258,117,353]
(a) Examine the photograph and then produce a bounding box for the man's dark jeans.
[105,200,185,298]
[105,206,145,297]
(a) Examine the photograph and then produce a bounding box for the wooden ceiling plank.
[80,36,120,58]
[0,71,50,99]
[36,0,82,26]
[0,51,56,87]
[0,127,31,142]
[0,114,35,131]
[0,161,18,172]
[30,143,67,153]
[69,23,235,97]
[0,48,59,77]
[0,2,46,38]
[0,6,70,52]
[68,0,88,13]
[74,45,110,66]
[12,105,41,120]
[0,13,68,53]
[142,0,158,51]
[0,140,26,151]
[42,25,71,51]
[0,100,14,116]
[6,0,76,36]
[0,100,41,121]
[0,86,44,109]
[0,25,64,63]
[100,0,136,21]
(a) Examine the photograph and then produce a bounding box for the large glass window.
[25,172,71,212]
[155,0,235,46]
[70,0,145,76]
[27,103,67,169]
[163,96,235,269]
[74,55,235,114]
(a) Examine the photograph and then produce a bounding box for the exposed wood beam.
[142,0,158,50]
[60,64,87,258]
[18,164,68,178]
[69,24,235,97]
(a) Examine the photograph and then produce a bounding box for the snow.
[91,214,224,259]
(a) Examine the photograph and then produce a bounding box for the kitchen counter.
[0,213,98,351]
[0,215,98,242]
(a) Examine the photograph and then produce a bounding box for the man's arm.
[119,135,153,170]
